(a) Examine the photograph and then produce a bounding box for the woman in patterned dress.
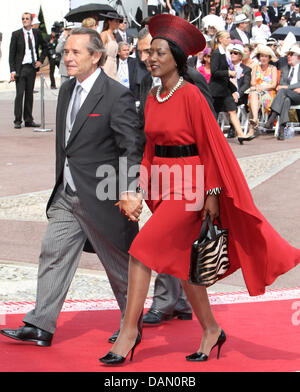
[248,44,278,135]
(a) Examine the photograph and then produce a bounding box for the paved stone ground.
[0,76,300,302]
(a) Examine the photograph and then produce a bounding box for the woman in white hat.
[248,44,278,135]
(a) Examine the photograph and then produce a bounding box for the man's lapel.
[67,71,106,147]
[19,29,26,56]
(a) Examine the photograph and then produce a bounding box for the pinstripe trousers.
[23,185,129,334]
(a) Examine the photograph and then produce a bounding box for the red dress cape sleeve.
[189,85,300,296]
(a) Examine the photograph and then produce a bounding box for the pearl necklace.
[156,77,184,103]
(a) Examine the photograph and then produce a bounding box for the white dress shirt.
[118,59,130,88]
[147,0,158,6]
[118,29,127,42]
[22,28,37,65]
[236,28,250,44]
[64,68,101,191]
[289,63,300,85]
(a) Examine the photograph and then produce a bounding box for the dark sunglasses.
[230,51,241,55]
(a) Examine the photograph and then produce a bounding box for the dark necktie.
[70,85,83,127]
[27,32,35,66]
[288,67,294,84]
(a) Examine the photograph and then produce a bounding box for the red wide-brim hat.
[148,14,206,56]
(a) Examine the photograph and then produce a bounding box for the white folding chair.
[274,105,300,137]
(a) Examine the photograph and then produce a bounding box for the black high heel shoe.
[244,135,256,141]
[99,332,142,365]
[186,330,226,362]
[238,134,257,144]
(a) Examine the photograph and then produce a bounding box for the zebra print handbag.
[189,215,229,287]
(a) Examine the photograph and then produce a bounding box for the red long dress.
[129,83,300,296]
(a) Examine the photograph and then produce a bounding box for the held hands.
[202,194,220,222]
[115,192,143,222]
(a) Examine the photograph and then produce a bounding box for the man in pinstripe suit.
[1,28,144,347]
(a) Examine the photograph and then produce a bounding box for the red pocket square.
[89,114,101,117]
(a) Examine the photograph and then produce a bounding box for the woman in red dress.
[99,14,300,365]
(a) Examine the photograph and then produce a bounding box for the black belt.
[155,144,198,158]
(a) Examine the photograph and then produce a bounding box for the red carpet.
[0,288,300,372]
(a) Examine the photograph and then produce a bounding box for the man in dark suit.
[285,3,297,26]
[230,13,251,44]
[117,41,139,101]
[1,28,145,347]
[115,18,133,45]
[229,44,251,107]
[226,43,251,137]
[135,26,216,327]
[9,12,47,129]
[225,14,235,31]
[268,1,281,24]
[263,44,300,140]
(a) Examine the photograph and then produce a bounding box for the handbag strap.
[198,214,217,243]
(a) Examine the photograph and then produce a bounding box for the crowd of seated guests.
[175,1,300,142]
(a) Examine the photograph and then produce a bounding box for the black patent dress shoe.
[108,329,120,343]
[172,310,193,320]
[143,309,171,325]
[143,308,193,325]
[24,122,41,127]
[0,323,53,346]
[14,123,21,129]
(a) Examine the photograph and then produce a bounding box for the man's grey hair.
[70,27,107,66]
[138,26,150,41]
[118,41,129,51]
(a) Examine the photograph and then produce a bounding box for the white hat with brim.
[254,44,277,62]
[228,43,246,59]
[234,13,250,24]
[287,44,300,56]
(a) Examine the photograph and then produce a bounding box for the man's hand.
[10,72,16,82]
[35,61,42,69]
[115,192,143,222]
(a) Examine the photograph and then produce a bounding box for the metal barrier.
[33,74,53,133]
